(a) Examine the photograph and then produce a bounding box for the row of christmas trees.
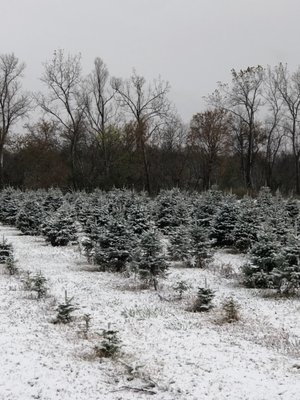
[0,187,299,293]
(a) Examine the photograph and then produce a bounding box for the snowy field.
[1,224,300,400]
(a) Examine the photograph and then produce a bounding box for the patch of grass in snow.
[116,279,151,292]
[258,288,300,299]
[121,305,168,319]
[211,261,238,279]
[239,316,300,358]
[258,328,300,358]
[164,319,202,331]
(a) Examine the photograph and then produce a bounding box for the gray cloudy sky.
[1,0,300,121]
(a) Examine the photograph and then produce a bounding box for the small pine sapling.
[192,287,215,312]
[5,254,18,275]
[53,291,78,324]
[94,324,121,358]
[173,280,191,299]
[0,237,13,263]
[221,297,240,323]
[81,313,92,339]
[31,272,48,299]
[21,271,33,291]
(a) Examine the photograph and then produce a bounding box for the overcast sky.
[1,0,300,122]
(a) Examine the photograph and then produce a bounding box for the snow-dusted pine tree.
[0,188,24,225]
[210,196,239,247]
[42,203,77,246]
[169,224,193,264]
[190,224,213,268]
[92,219,134,272]
[132,229,168,290]
[154,189,191,233]
[192,187,224,229]
[269,234,300,295]
[16,200,44,235]
[242,229,283,288]
[233,197,258,252]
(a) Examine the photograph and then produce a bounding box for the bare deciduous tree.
[112,71,172,193]
[83,57,118,179]
[38,50,85,189]
[0,53,30,187]
[189,109,231,190]
[272,63,300,193]
[208,66,265,189]
[262,66,285,187]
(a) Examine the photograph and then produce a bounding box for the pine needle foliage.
[53,291,78,324]
[31,272,48,299]
[0,237,13,263]
[221,297,240,323]
[94,326,121,358]
[5,254,18,275]
[192,287,215,312]
[173,280,190,299]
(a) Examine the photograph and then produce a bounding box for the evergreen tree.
[266,191,291,242]
[233,197,258,252]
[192,188,224,229]
[256,186,273,217]
[154,189,191,233]
[285,197,299,221]
[124,199,152,234]
[242,229,283,288]
[0,237,13,263]
[270,234,300,295]
[16,200,44,235]
[95,327,121,358]
[42,203,77,246]
[31,272,48,299]
[53,292,78,324]
[42,188,64,212]
[221,297,240,322]
[0,188,24,225]
[190,224,213,268]
[169,224,193,263]
[92,219,133,272]
[210,196,239,247]
[132,230,168,290]
[192,287,215,312]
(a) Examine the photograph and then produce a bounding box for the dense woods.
[1,51,300,194]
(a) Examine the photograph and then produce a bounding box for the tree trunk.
[0,142,4,189]
[136,122,151,194]
[245,127,254,189]
[141,141,151,194]
[245,162,253,189]
[266,162,272,188]
[295,154,300,195]
[70,140,78,190]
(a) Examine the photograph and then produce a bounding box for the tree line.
[1,51,300,194]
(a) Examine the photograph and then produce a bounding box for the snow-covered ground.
[0,225,300,400]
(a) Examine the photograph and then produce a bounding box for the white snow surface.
[0,226,300,400]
